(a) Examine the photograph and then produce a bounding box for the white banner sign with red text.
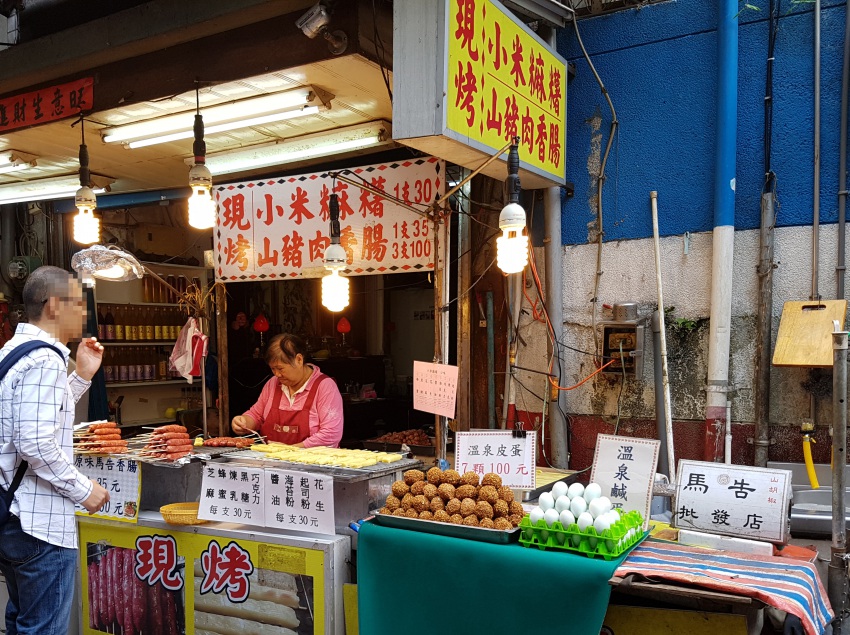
[214,157,445,281]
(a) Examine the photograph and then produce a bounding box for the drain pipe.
[828,323,848,634]
[705,0,738,462]
[837,0,850,298]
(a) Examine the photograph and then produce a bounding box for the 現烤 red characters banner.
[215,157,444,282]
[0,77,94,133]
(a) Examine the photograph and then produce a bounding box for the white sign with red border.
[454,430,537,489]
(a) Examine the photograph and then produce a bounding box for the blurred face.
[269,353,305,389]
[54,279,86,343]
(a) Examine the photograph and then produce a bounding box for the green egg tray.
[518,509,645,560]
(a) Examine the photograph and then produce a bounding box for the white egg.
[551,481,569,500]
[583,482,602,503]
[544,508,560,528]
[554,495,571,513]
[588,496,612,519]
[559,509,576,528]
[567,482,585,500]
[593,516,611,534]
[570,496,588,518]
[539,492,555,512]
[607,510,621,524]
[577,511,594,532]
[529,507,544,526]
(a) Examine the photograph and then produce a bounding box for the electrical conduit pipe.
[705,0,738,462]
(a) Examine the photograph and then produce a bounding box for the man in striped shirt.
[0,266,109,635]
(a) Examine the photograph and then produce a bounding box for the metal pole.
[486,291,496,429]
[651,310,670,478]
[754,190,775,466]
[829,324,848,633]
[813,0,822,302]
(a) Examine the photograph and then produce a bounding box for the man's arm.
[12,358,92,504]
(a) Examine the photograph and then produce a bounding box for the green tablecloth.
[357,520,628,635]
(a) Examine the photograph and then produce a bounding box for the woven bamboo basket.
[159,502,207,526]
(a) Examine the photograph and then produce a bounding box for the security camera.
[296,3,331,39]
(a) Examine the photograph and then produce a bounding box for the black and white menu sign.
[198,465,265,525]
[264,469,335,535]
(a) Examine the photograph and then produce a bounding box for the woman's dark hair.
[265,333,308,366]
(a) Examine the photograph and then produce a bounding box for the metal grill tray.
[217,449,424,483]
[371,511,520,544]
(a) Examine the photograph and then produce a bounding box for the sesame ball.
[410,481,427,496]
[479,518,496,529]
[401,493,415,510]
[493,500,510,517]
[441,469,461,485]
[475,500,494,519]
[460,498,477,517]
[481,473,502,488]
[509,513,524,527]
[404,469,425,485]
[426,467,443,484]
[406,509,419,518]
[493,517,513,530]
[449,513,464,524]
[498,486,515,502]
[378,507,389,515]
[433,510,451,523]
[423,483,438,499]
[437,483,456,501]
[430,497,445,513]
[461,471,480,486]
[446,498,462,515]
[412,495,429,513]
[385,495,401,511]
[419,510,434,520]
[391,481,409,498]
[478,485,499,504]
[462,514,479,527]
[392,508,406,517]
[509,501,525,516]
[455,484,477,500]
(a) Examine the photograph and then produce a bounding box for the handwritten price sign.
[215,157,445,281]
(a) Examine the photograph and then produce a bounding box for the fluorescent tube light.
[0,174,114,205]
[0,150,38,175]
[102,87,324,148]
[193,121,393,175]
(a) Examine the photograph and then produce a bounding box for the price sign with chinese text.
[74,455,141,523]
[264,469,335,535]
[590,435,659,530]
[454,430,536,489]
[215,157,444,281]
[446,0,566,183]
[199,464,265,525]
[413,361,459,418]
[674,460,792,543]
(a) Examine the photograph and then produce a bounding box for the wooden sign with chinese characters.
[215,157,444,281]
[454,430,537,489]
[413,361,459,418]
[0,77,93,133]
[393,0,567,188]
[590,435,659,530]
[674,460,792,544]
[74,455,141,523]
[198,464,266,525]
[264,469,336,536]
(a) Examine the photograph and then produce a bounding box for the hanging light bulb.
[321,189,349,312]
[73,116,100,245]
[322,244,349,312]
[187,83,216,230]
[496,138,529,274]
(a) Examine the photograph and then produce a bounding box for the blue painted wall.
[559,0,847,244]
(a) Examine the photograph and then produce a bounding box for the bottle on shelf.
[104,305,115,341]
[127,348,138,382]
[103,349,115,383]
[165,274,177,303]
[143,306,154,341]
[157,348,168,381]
[144,348,156,381]
[114,305,125,341]
[97,306,105,341]
[134,347,145,383]
[142,274,152,303]
[153,307,163,341]
[118,347,129,382]
[126,306,138,342]
[177,275,188,297]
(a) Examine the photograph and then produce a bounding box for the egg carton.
[518,510,645,560]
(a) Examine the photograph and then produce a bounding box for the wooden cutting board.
[773,300,847,367]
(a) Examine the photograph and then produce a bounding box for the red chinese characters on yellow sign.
[215,158,444,281]
[0,77,94,133]
[447,0,565,181]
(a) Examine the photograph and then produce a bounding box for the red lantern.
[253,312,270,346]
[337,316,351,346]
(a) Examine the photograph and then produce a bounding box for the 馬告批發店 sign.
[214,157,444,281]
[393,0,567,188]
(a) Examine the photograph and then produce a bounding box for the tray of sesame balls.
[372,467,524,544]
